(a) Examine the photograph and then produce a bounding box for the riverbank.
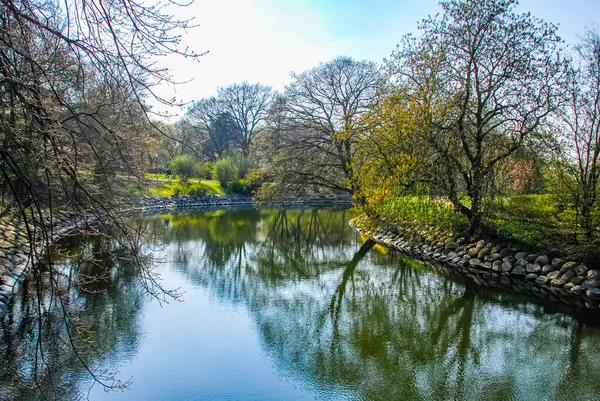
[0,195,352,319]
[350,215,600,309]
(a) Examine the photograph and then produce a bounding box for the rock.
[487,253,501,262]
[511,264,527,277]
[515,259,528,268]
[477,248,490,259]
[468,247,481,257]
[571,276,586,285]
[456,237,466,245]
[570,285,584,294]
[525,273,538,281]
[550,279,564,287]
[560,262,578,274]
[574,265,588,276]
[469,258,481,267]
[560,270,576,282]
[581,280,600,289]
[502,255,516,263]
[586,288,600,298]
[501,262,513,273]
[564,282,576,291]
[499,248,515,257]
[536,276,549,285]
[534,255,550,266]
[551,258,565,269]
[526,254,539,263]
[515,251,527,260]
[492,260,502,272]
[476,240,486,248]
[587,270,600,280]
[547,271,561,280]
[481,261,492,270]
[526,263,542,274]
[541,264,555,275]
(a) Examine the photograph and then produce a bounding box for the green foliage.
[148,180,223,197]
[212,157,238,186]
[169,155,195,181]
[194,162,213,180]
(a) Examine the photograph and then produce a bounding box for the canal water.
[1,208,600,400]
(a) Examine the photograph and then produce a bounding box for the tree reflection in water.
[2,208,600,400]
[146,208,600,401]
[0,235,145,400]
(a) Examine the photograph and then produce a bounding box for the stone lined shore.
[350,215,600,310]
[0,195,352,319]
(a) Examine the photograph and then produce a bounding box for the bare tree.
[218,82,274,155]
[266,56,379,197]
[183,97,238,161]
[386,0,565,235]
[0,0,201,393]
[554,27,600,238]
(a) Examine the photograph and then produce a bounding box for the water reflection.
[0,235,145,400]
[2,208,600,400]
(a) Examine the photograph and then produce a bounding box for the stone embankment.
[350,215,600,309]
[0,195,352,319]
[134,195,352,212]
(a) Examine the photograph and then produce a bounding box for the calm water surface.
[1,208,600,400]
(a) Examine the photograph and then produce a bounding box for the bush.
[228,169,265,196]
[194,162,213,180]
[169,155,195,181]
[212,157,238,186]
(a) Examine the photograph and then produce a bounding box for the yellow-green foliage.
[148,180,223,197]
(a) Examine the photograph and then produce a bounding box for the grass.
[147,179,224,197]
[375,194,600,261]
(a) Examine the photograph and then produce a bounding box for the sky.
[155,0,600,118]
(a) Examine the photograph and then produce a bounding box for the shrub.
[169,155,195,181]
[194,162,213,180]
[212,157,238,186]
[228,169,265,196]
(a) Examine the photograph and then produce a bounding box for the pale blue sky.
[157,0,600,117]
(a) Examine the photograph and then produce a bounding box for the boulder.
[541,264,555,275]
[581,280,600,289]
[492,260,502,272]
[547,271,561,280]
[525,273,538,282]
[477,248,491,259]
[468,247,481,257]
[587,288,600,298]
[525,254,539,263]
[469,258,481,267]
[570,285,584,294]
[499,248,516,257]
[574,265,589,276]
[534,255,550,266]
[515,251,527,260]
[511,264,527,277]
[560,270,576,282]
[571,276,586,285]
[560,261,578,274]
[535,276,549,285]
[526,263,542,274]
[587,270,600,280]
[501,262,514,273]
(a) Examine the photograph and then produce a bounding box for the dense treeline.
[152,0,599,258]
